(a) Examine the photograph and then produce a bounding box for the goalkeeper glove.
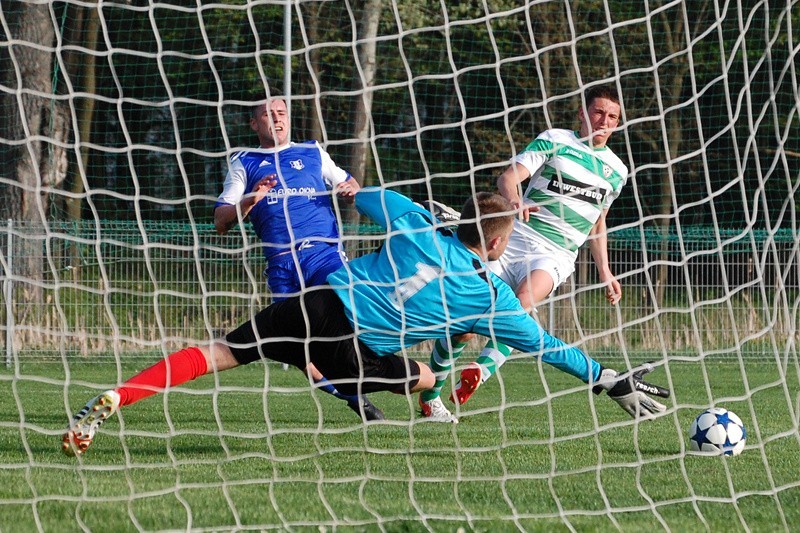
[593,363,671,418]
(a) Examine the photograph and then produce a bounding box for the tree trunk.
[65,1,100,224]
[0,1,57,223]
[0,1,59,304]
[341,0,381,249]
[653,6,690,307]
[304,2,323,143]
[348,0,381,188]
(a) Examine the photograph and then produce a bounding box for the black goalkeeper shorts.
[225,287,421,396]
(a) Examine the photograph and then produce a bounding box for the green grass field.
[2,356,799,532]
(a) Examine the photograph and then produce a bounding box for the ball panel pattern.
[688,407,746,456]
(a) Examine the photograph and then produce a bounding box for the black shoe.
[348,396,385,422]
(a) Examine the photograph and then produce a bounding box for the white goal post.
[1,0,798,530]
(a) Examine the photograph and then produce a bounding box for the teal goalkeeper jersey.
[327,188,601,384]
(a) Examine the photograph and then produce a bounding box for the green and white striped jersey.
[514,128,628,260]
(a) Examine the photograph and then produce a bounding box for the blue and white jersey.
[215,141,353,260]
[327,188,600,384]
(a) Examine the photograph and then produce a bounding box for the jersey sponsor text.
[266,186,318,204]
[545,175,609,205]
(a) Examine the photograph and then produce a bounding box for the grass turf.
[1,356,799,532]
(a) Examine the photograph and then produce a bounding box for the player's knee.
[411,363,435,392]
[452,333,475,344]
[389,371,430,395]
[205,343,241,374]
[303,363,324,381]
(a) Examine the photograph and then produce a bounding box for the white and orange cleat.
[62,390,120,457]
[418,395,458,423]
[450,362,483,405]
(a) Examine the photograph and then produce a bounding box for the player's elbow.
[213,215,231,235]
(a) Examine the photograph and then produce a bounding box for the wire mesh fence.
[1,221,797,360]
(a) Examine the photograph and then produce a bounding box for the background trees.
[1,0,796,232]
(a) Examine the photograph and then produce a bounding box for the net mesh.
[1,0,798,530]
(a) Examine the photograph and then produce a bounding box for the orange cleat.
[450,363,482,405]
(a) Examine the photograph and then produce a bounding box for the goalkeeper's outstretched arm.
[472,296,671,419]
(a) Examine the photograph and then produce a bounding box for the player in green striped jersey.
[420,84,629,421]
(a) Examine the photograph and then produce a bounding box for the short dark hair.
[457,193,515,248]
[584,84,620,107]
[251,89,285,119]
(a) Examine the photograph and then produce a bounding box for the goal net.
[1,0,798,530]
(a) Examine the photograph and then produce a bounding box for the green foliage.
[51,1,797,225]
[2,358,799,530]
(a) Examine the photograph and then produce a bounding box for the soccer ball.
[688,407,746,456]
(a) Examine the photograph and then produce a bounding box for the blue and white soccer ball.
[688,407,746,456]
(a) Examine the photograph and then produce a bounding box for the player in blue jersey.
[213,98,382,422]
[63,188,670,456]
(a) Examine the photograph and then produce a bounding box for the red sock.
[116,347,208,407]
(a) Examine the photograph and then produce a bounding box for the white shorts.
[488,221,575,296]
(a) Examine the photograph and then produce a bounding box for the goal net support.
[1,1,798,530]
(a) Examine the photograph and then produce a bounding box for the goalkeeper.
[420,84,631,421]
[214,96,382,422]
[62,188,669,456]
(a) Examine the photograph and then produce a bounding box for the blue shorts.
[265,243,346,301]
